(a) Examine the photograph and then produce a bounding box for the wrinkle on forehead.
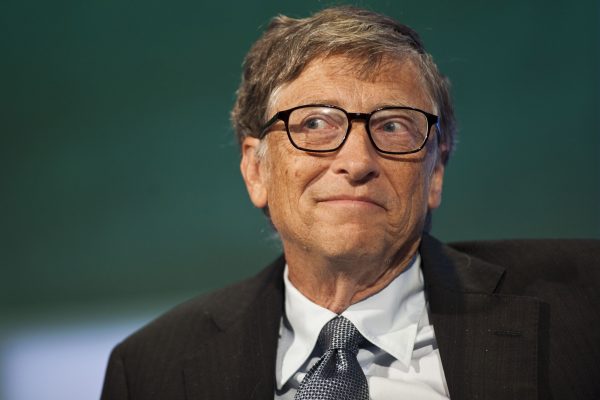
[266,55,436,117]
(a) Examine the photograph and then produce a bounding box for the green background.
[2,0,599,322]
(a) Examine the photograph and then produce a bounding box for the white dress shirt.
[274,254,450,399]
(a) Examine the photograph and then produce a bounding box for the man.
[101,6,600,400]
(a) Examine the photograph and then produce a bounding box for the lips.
[316,195,386,209]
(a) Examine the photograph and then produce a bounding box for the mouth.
[316,195,386,210]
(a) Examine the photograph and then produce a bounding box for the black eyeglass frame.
[259,104,440,155]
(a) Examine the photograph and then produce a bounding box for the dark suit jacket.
[101,235,600,399]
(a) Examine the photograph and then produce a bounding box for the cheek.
[265,151,304,222]
[386,162,433,217]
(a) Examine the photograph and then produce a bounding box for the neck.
[285,239,420,314]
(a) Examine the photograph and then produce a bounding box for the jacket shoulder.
[117,255,285,354]
[445,238,600,399]
[101,256,285,399]
[448,238,600,260]
[447,238,600,293]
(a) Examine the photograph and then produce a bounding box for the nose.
[330,122,380,184]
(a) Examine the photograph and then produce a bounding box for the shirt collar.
[278,254,425,388]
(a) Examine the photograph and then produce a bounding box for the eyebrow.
[296,99,342,107]
[291,100,412,110]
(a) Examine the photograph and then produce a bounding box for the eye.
[289,107,346,136]
[381,121,407,133]
[299,114,342,132]
[375,118,412,135]
[304,117,328,130]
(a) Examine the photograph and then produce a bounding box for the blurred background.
[1,0,598,398]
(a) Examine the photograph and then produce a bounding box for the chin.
[317,231,386,260]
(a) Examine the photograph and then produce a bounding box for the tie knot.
[318,316,364,354]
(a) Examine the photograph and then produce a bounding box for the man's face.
[241,56,445,266]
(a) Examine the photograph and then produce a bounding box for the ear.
[240,137,268,208]
[427,151,446,210]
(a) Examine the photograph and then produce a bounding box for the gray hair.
[231,5,456,164]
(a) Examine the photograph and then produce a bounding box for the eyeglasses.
[260,104,439,154]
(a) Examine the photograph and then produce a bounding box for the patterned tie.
[295,316,369,400]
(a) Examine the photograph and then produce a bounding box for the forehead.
[269,55,435,115]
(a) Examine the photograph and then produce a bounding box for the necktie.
[295,316,369,400]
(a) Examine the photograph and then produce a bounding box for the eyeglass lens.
[287,106,428,152]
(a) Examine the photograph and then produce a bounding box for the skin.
[240,55,445,314]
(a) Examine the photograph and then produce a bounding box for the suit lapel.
[182,257,285,400]
[421,234,542,399]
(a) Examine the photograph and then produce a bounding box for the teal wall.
[2,0,599,319]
